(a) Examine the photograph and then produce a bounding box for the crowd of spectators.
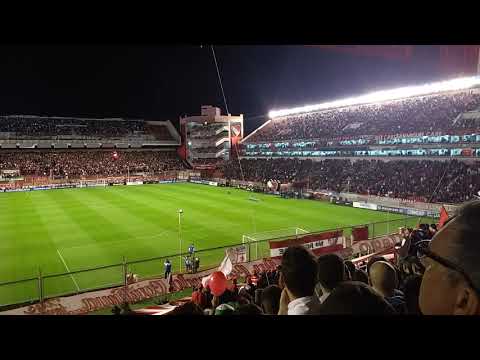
[149,201,480,315]
[223,158,480,203]
[191,158,224,166]
[0,116,177,142]
[0,116,147,139]
[0,150,185,177]
[247,90,480,143]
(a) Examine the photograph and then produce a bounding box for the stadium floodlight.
[268,75,480,118]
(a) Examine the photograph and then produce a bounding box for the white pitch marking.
[56,249,81,292]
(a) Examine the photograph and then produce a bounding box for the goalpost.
[79,179,107,188]
[241,227,310,261]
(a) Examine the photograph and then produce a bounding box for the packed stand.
[223,158,480,203]
[0,116,168,140]
[247,90,480,143]
[0,150,185,177]
[191,158,224,166]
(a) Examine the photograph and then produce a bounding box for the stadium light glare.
[268,76,480,118]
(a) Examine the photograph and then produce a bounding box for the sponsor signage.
[126,181,143,186]
[190,179,218,186]
[377,205,437,217]
[353,202,378,211]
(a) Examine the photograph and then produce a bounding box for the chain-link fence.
[0,215,434,310]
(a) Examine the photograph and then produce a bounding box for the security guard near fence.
[164,259,172,279]
[194,257,200,273]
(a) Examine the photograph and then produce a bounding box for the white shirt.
[319,291,330,304]
[315,283,330,304]
[287,296,320,315]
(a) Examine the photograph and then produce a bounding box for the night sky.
[0,45,445,134]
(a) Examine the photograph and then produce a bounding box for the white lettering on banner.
[270,236,343,258]
[1,258,280,315]
[335,234,400,259]
[353,202,378,211]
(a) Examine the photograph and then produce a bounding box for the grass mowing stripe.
[0,184,410,307]
[77,188,179,261]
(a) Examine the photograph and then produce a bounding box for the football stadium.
[1,45,480,315]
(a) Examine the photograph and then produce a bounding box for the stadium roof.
[268,76,480,119]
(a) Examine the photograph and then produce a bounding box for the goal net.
[79,179,107,188]
[242,227,310,260]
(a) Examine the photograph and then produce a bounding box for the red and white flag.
[201,249,236,287]
[218,253,233,277]
[438,206,449,229]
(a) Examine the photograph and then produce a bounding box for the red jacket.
[191,290,208,308]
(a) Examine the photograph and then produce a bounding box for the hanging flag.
[200,246,243,287]
[218,253,233,277]
[438,206,449,229]
[352,226,369,242]
[201,275,211,288]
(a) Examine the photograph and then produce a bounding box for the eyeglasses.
[415,242,480,295]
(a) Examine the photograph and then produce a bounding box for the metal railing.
[0,215,434,310]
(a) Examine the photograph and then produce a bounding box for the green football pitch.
[0,183,423,307]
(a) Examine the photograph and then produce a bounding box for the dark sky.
[0,45,445,134]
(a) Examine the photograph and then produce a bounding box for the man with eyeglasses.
[418,200,480,315]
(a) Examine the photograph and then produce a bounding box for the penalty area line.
[296,227,310,234]
[56,249,81,293]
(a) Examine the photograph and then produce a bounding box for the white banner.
[126,181,143,186]
[353,202,378,211]
[226,245,248,263]
[335,234,400,259]
[269,237,344,258]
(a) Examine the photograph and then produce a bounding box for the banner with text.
[269,230,344,259]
